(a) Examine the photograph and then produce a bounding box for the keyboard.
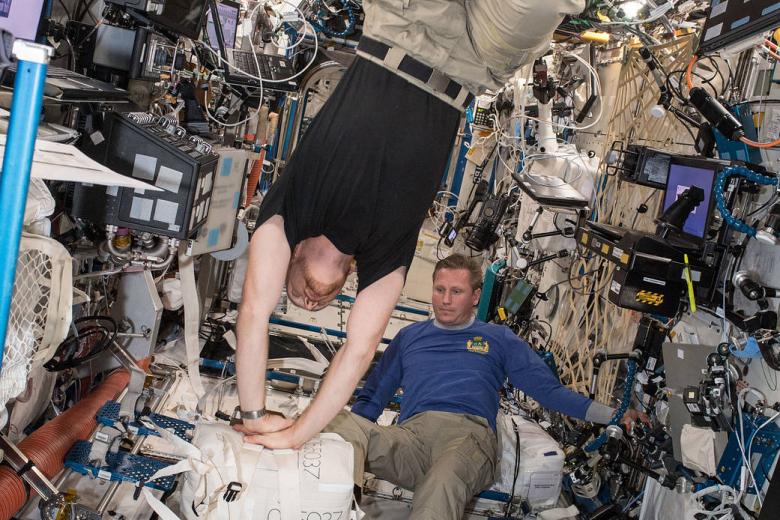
[224,50,299,92]
[230,49,260,78]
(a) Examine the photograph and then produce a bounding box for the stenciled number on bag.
[300,512,344,520]
[301,440,322,480]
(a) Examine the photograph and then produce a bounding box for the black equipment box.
[72,112,219,239]
[577,224,712,318]
[612,143,672,189]
[608,232,685,317]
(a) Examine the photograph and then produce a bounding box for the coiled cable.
[584,359,637,452]
[715,166,778,237]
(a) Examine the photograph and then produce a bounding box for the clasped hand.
[233,413,304,449]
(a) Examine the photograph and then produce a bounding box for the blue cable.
[584,360,637,452]
[282,22,299,59]
[715,166,778,237]
[309,0,357,38]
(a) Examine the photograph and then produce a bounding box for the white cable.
[267,3,309,52]
[193,0,317,85]
[746,409,780,499]
[689,485,738,520]
[204,100,256,128]
[735,386,764,507]
[514,50,604,131]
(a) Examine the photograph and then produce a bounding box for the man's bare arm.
[243,267,405,448]
[235,216,292,434]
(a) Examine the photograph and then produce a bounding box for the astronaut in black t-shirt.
[232,56,461,451]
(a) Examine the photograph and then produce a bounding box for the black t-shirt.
[256,58,460,292]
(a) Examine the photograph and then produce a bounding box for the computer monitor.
[206,0,240,49]
[698,0,780,53]
[149,0,209,39]
[661,158,718,241]
[621,145,672,189]
[0,0,45,41]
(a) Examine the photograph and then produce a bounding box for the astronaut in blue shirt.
[325,254,645,519]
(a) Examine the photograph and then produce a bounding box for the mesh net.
[0,233,72,427]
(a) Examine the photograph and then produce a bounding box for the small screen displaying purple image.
[662,163,716,239]
[0,0,44,40]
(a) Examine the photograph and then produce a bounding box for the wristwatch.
[233,406,266,421]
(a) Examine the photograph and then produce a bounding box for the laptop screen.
[0,0,45,41]
[661,162,716,239]
[206,0,240,50]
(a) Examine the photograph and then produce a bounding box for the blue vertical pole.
[0,41,52,370]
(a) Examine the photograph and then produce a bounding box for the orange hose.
[740,135,780,149]
[685,54,697,91]
[686,50,780,148]
[763,43,780,61]
[0,359,150,520]
[245,150,266,206]
[765,39,778,50]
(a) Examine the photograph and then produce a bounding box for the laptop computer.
[513,172,590,209]
[4,64,129,102]
[207,0,299,92]
[0,2,128,102]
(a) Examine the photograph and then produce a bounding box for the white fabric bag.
[492,413,565,507]
[144,422,355,520]
[1,232,72,428]
[680,423,717,476]
[23,178,55,231]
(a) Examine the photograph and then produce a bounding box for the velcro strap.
[357,36,473,108]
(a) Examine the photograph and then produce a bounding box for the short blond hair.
[432,254,483,291]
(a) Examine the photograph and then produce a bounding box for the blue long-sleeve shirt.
[352,319,593,430]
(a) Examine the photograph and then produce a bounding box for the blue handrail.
[0,41,51,371]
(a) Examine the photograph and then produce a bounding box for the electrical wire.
[194,1,318,86]
[204,99,256,128]
[734,384,764,506]
[746,410,780,495]
[513,50,604,131]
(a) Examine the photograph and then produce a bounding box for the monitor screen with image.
[662,162,717,239]
[0,0,44,41]
[206,0,240,49]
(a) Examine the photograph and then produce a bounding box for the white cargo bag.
[492,413,565,508]
[143,422,355,520]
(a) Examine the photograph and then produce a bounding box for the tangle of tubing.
[0,359,150,520]
[687,51,780,148]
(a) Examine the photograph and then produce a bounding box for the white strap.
[144,488,183,520]
[538,505,580,520]
[350,495,365,520]
[274,449,301,520]
[155,421,203,460]
[87,428,120,464]
[238,444,265,516]
[120,367,147,419]
[179,245,205,397]
[142,457,199,520]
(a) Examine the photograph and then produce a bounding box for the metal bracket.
[0,433,58,500]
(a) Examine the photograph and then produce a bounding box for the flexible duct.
[0,359,150,520]
[245,155,265,207]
